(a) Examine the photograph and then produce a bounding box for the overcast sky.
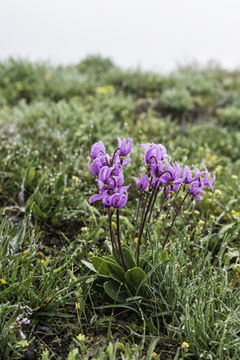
[1,0,240,72]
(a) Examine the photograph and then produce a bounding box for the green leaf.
[103,280,127,303]
[146,339,159,360]
[219,223,235,237]
[139,250,151,270]
[125,267,146,294]
[102,256,117,264]
[81,260,96,273]
[28,167,35,183]
[113,245,136,270]
[92,256,111,276]
[55,174,64,192]
[33,202,47,220]
[67,348,81,360]
[160,250,169,262]
[122,245,136,269]
[105,260,125,282]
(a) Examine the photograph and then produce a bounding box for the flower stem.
[148,186,159,224]
[116,209,127,271]
[155,193,167,222]
[162,191,189,249]
[108,210,117,258]
[162,187,181,231]
[136,183,157,265]
[132,192,143,241]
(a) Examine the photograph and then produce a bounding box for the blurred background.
[1,0,240,72]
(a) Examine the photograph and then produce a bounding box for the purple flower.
[98,172,125,193]
[112,154,131,170]
[132,173,149,192]
[98,166,114,185]
[188,167,215,200]
[10,316,30,339]
[117,137,132,157]
[88,157,104,176]
[141,143,170,166]
[89,192,105,204]
[182,166,215,189]
[182,166,196,184]
[109,187,129,209]
[189,181,205,200]
[151,161,165,179]
[160,162,182,185]
[150,162,182,194]
[89,186,130,209]
[21,318,30,325]
[121,158,132,166]
[90,141,106,159]
[200,168,216,190]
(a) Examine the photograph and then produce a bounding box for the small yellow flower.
[81,227,89,232]
[232,210,240,217]
[64,187,70,194]
[36,251,45,259]
[215,165,223,174]
[75,302,80,309]
[134,237,138,243]
[76,333,85,342]
[231,175,238,180]
[18,340,29,348]
[23,250,28,255]
[96,85,115,95]
[74,131,81,137]
[194,210,200,215]
[215,189,222,196]
[210,214,216,221]
[181,341,190,349]
[152,352,158,359]
[112,221,117,229]
[1,278,7,285]
[39,259,45,265]
[72,175,79,184]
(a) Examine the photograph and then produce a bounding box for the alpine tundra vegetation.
[0,56,240,359]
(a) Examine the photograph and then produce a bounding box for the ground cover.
[0,56,240,359]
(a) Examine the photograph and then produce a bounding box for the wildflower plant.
[87,138,215,302]
[9,316,30,340]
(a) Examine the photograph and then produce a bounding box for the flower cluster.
[132,143,215,200]
[88,138,132,209]
[89,140,216,209]
[88,139,216,271]
[10,316,30,339]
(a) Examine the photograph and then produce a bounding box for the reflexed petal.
[122,158,132,165]
[89,193,104,204]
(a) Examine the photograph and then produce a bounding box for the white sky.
[1,0,240,72]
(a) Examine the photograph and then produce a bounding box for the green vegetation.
[0,56,240,359]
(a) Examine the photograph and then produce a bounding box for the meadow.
[0,56,240,360]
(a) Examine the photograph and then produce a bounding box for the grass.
[0,55,240,359]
